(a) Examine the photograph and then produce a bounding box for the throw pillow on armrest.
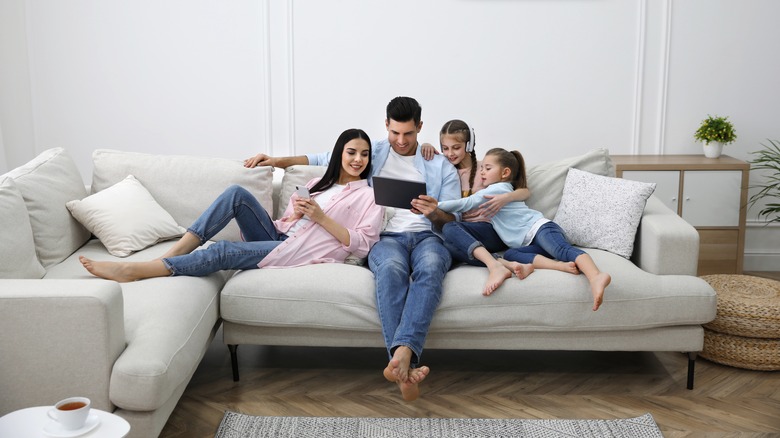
[66,175,186,257]
[553,168,656,259]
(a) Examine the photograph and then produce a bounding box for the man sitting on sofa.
[245,96,461,401]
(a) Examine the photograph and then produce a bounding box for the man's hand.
[244,153,275,168]
[410,195,438,216]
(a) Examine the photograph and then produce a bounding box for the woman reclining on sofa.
[80,128,385,281]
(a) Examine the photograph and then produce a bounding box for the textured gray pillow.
[553,168,656,258]
[0,177,46,278]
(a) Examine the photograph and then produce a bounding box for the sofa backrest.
[2,148,91,268]
[91,149,274,242]
[525,148,614,219]
[272,148,614,221]
[0,177,47,278]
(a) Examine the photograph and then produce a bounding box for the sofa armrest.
[0,280,126,415]
[632,196,700,276]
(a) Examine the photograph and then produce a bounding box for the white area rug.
[214,411,664,437]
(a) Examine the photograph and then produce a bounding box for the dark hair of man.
[485,148,528,190]
[440,119,478,196]
[309,128,372,194]
[386,96,422,125]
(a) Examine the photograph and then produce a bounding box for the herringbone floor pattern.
[160,272,780,438]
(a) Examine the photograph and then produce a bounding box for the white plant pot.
[703,142,724,158]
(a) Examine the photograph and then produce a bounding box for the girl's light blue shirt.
[438,182,544,247]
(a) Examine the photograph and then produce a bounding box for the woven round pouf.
[700,274,780,371]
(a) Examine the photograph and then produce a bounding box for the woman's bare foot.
[80,256,135,282]
[498,259,534,280]
[79,256,169,282]
[589,272,611,311]
[483,262,513,296]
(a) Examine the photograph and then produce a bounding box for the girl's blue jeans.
[502,221,584,264]
[163,185,285,277]
[368,231,452,367]
[441,221,507,266]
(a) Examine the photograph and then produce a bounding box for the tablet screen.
[372,176,427,209]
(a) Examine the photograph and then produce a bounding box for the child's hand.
[420,143,439,161]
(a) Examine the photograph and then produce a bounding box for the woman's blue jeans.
[163,185,285,277]
[502,221,584,264]
[441,221,507,266]
[368,231,452,367]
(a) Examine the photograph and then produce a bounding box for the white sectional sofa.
[0,146,717,437]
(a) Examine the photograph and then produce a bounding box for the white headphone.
[466,127,476,153]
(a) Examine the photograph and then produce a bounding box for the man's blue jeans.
[441,221,507,266]
[368,231,452,367]
[502,221,584,264]
[163,185,285,276]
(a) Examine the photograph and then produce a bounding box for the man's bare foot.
[484,262,513,296]
[589,272,611,311]
[498,259,534,280]
[383,347,413,383]
[80,256,136,282]
[398,366,430,401]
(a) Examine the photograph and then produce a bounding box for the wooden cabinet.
[612,155,749,275]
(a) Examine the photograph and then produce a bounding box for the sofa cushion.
[0,177,46,278]
[276,165,326,219]
[47,240,226,411]
[66,175,186,257]
[3,148,91,268]
[91,149,274,242]
[525,148,614,219]
[220,250,716,334]
[554,168,656,258]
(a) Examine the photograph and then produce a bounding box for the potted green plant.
[748,139,780,225]
[694,115,737,158]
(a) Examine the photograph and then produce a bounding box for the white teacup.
[47,397,91,430]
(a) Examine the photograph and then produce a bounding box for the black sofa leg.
[228,344,240,382]
[686,352,697,390]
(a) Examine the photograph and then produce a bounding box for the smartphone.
[295,186,310,199]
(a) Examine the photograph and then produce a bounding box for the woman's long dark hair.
[309,128,372,194]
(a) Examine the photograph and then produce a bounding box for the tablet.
[372,176,427,209]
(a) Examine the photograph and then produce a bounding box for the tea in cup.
[47,397,91,430]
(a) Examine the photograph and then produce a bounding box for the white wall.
[1,0,778,270]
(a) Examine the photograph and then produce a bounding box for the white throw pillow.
[0,177,46,278]
[553,168,656,259]
[66,175,186,257]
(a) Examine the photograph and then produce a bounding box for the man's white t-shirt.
[379,149,429,233]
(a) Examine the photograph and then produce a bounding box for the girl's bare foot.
[589,272,611,311]
[484,262,513,296]
[498,259,534,280]
[382,347,428,401]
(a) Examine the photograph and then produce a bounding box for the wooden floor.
[160,272,780,438]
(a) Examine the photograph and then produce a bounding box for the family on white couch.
[0,96,716,438]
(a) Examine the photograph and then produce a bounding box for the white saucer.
[43,413,100,437]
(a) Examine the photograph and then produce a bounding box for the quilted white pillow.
[553,168,656,258]
[66,175,185,257]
